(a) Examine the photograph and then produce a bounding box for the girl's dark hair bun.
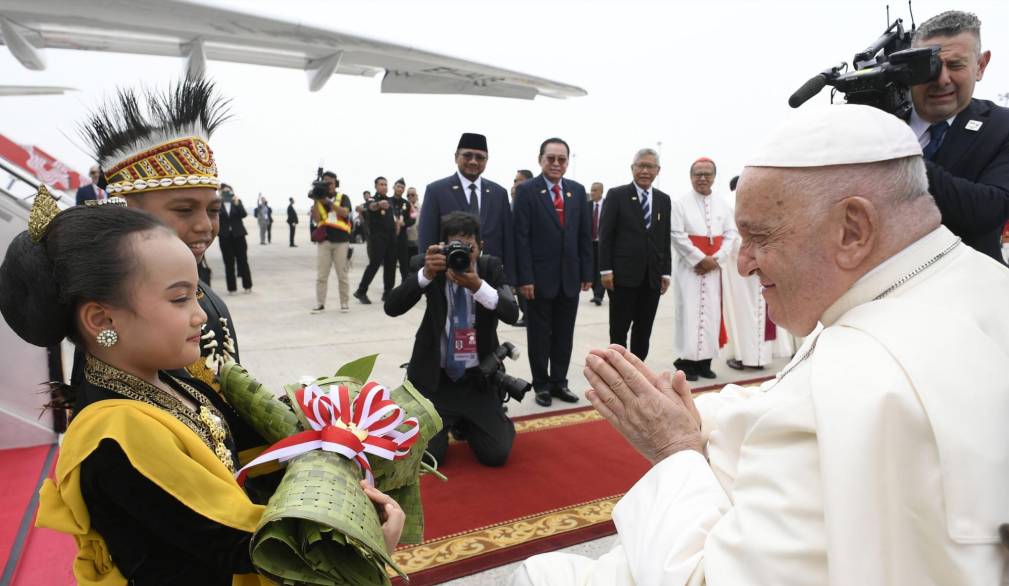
[0,205,168,347]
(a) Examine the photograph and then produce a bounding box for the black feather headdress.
[79,77,231,191]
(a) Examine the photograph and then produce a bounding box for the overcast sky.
[2,0,1007,210]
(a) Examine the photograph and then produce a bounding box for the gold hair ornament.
[28,185,60,243]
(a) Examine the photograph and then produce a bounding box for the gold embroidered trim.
[389,494,622,575]
[84,355,234,471]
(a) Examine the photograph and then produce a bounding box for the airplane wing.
[0,85,75,96]
[0,0,587,99]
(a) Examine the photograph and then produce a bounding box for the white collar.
[457,171,482,194]
[820,226,958,326]
[634,183,652,198]
[909,108,957,142]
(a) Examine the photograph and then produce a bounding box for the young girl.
[0,198,403,585]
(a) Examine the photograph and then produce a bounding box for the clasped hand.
[584,345,702,465]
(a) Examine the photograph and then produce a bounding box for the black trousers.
[526,294,579,391]
[591,241,605,300]
[609,278,661,360]
[425,370,515,467]
[395,234,411,282]
[218,236,252,292]
[288,223,296,246]
[357,234,396,295]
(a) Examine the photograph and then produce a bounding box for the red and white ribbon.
[235,381,420,486]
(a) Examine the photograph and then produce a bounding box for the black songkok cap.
[457,132,488,152]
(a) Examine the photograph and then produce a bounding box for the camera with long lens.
[440,240,473,272]
[309,167,329,200]
[478,342,532,403]
[788,15,940,118]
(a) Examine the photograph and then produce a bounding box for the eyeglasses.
[459,152,488,162]
[691,172,714,179]
[634,163,658,171]
[544,155,568,165]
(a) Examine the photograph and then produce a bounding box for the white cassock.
[515,226,1009,586]
[721,194,781,367]
[670,191,737,361]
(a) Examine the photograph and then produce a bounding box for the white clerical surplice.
[670,190,737,361]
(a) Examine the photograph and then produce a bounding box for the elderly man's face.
[735,169,835,336]
[539,142,569,183]
[911,32,990,123]
[690,161,715,195]
[590,183,604,201]
[632,155,660,190]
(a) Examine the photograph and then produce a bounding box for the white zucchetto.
[746,104,922,168]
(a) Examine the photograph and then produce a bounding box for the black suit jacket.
[218,200,248,239]
[384,254,519,395]
[925,98,1009,264]
[513,175,593,298]
[598,183,672,288]
[419,174,516,283]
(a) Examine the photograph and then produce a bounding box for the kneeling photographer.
[385,212,520,467]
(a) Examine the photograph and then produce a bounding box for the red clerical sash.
[688,235,727,348]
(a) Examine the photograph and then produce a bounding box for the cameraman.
[384,211,519,467]
[908,11,1009,264]
[311,171,352,313]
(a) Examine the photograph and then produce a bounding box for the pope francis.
[512,104,1009,585]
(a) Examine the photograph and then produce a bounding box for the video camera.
[478,342,532,403]
[309,167,330,200]
[441,240,473,272]
[788,14,940,118]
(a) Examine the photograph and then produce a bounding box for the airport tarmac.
[204,222,789,584]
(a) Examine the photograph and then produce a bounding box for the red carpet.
[390,406,651,585]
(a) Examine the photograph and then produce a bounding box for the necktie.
[641,190,651,230]
[445,284,470,382]
[922,121,949,161]
[468,183,479,215]
[592,202,599,240]
[552,184,565,227]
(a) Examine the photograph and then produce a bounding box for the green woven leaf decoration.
[334,354,378,383]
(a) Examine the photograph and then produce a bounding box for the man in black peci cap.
[418,133,515,285]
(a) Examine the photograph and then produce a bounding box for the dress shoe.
[727,358,745,371]
[514,318,527,327]
[534,390,552,407]
[684,371,699,382]
[698,369,717,379]
[551,386,580,403]
[311,305,324,314]
[591,297,602,306]
[353,291,372,304]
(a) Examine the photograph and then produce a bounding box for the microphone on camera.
[788,63,845,108]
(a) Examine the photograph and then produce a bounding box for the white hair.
[633,148,660,166]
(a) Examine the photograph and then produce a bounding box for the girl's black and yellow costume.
[37,356,269,586]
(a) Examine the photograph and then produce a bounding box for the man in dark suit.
[286,197,298,247]
[598,149,672,361]
[909,11,1009,265]
[419,133,515,284]
[75,166,106,205]
[217,183,253,293]
[354,177,397,304]
[385,212,519,466]
[514,138,593,407]
[588,182,605,305]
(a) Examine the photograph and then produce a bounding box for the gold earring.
[96,329,119,348]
